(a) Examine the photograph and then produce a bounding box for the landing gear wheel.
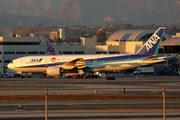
[79,75,82,79]
[83,75,87,78]
[75,75,79,79]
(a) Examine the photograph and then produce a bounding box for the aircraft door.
[19,60,24,66]
[45,59,49,66]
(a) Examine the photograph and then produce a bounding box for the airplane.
[8,27,169,78]
[39,35,60,55]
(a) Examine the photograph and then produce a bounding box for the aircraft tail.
[40,35,60,55]
[136,27,166,55]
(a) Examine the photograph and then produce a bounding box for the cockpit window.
[10,61,13,64]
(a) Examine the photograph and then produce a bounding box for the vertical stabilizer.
[136,27,166,55]
[40,35,60,55]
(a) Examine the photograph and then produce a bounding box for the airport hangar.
[0,27,180,73]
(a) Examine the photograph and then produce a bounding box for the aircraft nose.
[7,63,11,69]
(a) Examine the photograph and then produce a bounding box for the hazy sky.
[0,0,73,5]
[0,0,19,5]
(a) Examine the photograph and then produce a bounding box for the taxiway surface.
[0,74,180,120]
[0,110,180,120]
[0,74,180,95]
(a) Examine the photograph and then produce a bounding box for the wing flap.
[61,58,87,69]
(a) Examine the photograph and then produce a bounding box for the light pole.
[162,87,166,120]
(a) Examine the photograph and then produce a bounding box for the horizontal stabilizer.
[143,55,158,61]
[158,55,178,60]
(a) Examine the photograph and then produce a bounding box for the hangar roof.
[106,29,169,42]
[161,38,180,46]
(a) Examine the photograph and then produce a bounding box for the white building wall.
[59,28,66,40]
[80,37,97,54]
[56,45,85,54]
[125,41,144,54]
[95,45,108,53]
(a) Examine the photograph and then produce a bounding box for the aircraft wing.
[61,58,87,69]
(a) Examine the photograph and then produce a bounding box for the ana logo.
[51,57,56,62]
[30,58,43,63]
[46,45,55,53]
[145,34,160,52]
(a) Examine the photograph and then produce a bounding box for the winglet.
[136,27,166,55]
[40,35,60,55]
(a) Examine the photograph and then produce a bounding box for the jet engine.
[46,66,65,76]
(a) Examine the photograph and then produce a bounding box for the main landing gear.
[18,72,24,79]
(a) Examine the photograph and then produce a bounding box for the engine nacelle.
[46,66,65,76]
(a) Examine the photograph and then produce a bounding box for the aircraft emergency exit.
[8,27,168,77]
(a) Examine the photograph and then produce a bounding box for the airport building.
[0,27,180,73]
[58,28,66,40]
[49,31,58,40]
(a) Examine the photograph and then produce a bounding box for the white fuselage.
[7,54,163,73]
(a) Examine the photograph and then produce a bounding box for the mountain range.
[0,0,180,27]
[0,0,73,16]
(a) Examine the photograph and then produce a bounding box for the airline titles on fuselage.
[30,58,43,63]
